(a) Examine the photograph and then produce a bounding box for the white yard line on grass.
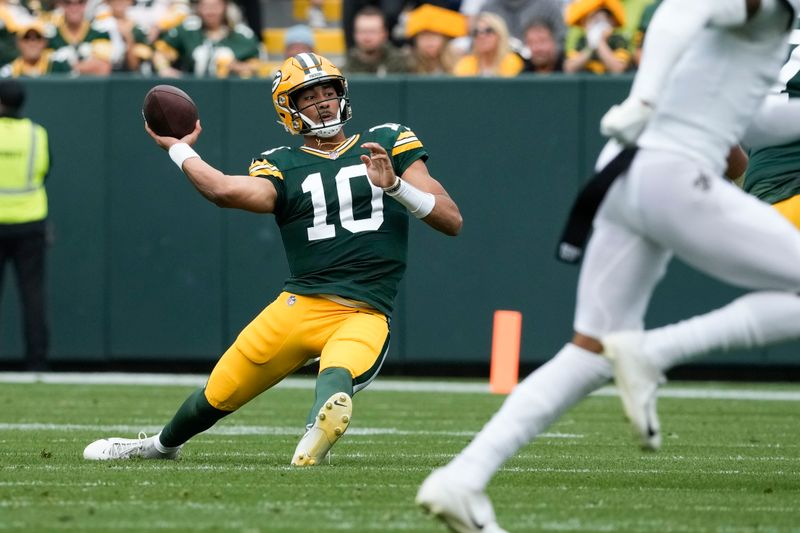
[0,422,581,439]
[1,372,800,401]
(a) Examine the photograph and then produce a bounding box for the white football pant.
[575,148,800,338]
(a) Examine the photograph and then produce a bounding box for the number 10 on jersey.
[301,164,385,241]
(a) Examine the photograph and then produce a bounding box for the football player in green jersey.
[744,40,800,230]
[83,52,462,465]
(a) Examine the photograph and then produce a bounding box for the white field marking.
[0,422,580,439]
[501,466,798,476]
[590,387,800,402]
[2,372,800,401]
[0,481,117,487]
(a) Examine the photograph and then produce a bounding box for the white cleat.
[603,331,666,451]
[416,468,508,533]
[291,393,352,466]
[83,432,181,461]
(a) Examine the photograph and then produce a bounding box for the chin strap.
[312,123,344,138]
[298,97,347,137]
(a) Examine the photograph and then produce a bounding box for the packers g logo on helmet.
[272,53,352,137]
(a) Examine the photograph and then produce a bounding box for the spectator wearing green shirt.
[153,0,260,78]
[49,0,113,76]
[563,0,631,75]
[96,0,155,74]
[632,0,661,67]
[0,0,33,66]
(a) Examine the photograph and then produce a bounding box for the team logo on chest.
[287,295,297,306]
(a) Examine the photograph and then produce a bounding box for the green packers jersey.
[569,33,631,74]
[0,27,15,66]
[155,16,259,77]
[744,32,800,204]
[248,123,428,315]
[633,0,661,50]
[131,25,153,65]
[49,21,113,64]
[0,50,72,77]
[0,6,20,65]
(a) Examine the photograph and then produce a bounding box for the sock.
[306,367,354,428]
[447,343,612,491]
[643,291,800,371]
[152,432,180,454]
[158,388,232,448]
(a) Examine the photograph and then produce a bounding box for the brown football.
[142,85,198,138]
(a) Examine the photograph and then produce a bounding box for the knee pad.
[205,360,244,411]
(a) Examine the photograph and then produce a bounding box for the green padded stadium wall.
[0,76,793,368]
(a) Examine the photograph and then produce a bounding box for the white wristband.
[383,177,435,219]
[168,143,200,170]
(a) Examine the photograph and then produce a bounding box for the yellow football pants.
[773,194,800,230]
[205,292,390,411]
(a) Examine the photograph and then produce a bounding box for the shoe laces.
[108,431,148,459]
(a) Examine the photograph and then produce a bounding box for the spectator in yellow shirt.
[452,12,523,78]
[1,21,73,77]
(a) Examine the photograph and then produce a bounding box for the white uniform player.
[417,1,800,532]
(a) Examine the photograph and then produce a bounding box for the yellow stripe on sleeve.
[249,159,283,179]
[391,140,423,156]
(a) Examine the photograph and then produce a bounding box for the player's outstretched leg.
[83,431,182,460]
[602,331,665,451]
[292,367,354,466]
[291,392,352,466]
[83,387,230,461]
[417,344,612,531]
[603,292,800,451]
[416,467,508,533]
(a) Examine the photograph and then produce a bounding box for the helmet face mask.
[293,79,347,137]
[272,53,352,136]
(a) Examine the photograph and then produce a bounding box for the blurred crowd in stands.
[0,0,661,78]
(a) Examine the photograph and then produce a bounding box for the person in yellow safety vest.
[0,79,51,371]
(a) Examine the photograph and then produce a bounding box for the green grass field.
[1,375,799,532]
